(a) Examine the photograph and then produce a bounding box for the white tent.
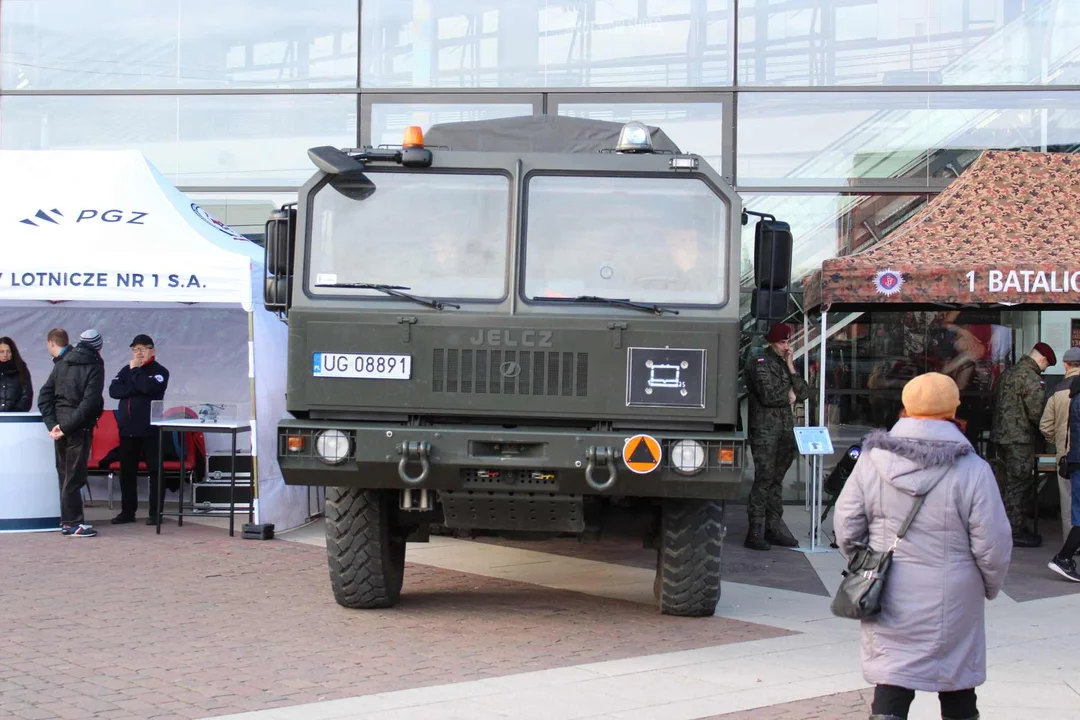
[0,150,308,531]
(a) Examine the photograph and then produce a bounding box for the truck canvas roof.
[422,114,682,155]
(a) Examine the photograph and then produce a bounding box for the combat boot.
[1012,528,1041,548]
[765,518,800,548]
[744,518,771,551]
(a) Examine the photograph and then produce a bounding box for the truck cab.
[264,115,772,617]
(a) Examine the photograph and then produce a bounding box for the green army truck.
[263,115,785,617]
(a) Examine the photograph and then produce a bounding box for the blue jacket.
[108,359,169,437]
[1066,376,1080,466]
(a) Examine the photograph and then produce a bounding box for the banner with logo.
[802,150,1080,309]
[0,150,254,308]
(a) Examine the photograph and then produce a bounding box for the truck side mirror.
[753,219,792,290]
[264,205,296,314]
[750,218,794,325]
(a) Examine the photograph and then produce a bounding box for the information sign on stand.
[794,427,834,456]
[791,426,834,554]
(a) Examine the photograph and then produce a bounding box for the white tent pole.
[247,309,259,525]
[819,309,828,427]
[803,316,811,511]
[811,308,829,551]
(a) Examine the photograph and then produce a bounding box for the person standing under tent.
[109,334,170,526]
[0,336,33,412]
[1048,362,1080,583]
[38,328,105,537]
[1040,346,1080,542]
[991,342,1055,548]
[744,322,810,551]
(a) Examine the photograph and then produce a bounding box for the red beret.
[764,323,793,343]
[1034,342,1057,366]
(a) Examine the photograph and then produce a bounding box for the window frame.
[359,92,544,147]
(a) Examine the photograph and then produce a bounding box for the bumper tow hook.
[584,446,618,492]
[397,441,431,486]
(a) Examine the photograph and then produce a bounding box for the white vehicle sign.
[313,352,412,380]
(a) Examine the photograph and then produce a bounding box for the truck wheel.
[656,498,725,617]
[325,487,406,609]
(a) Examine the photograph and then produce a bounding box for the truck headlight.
[315,430,351,465]
[670,440,706,475]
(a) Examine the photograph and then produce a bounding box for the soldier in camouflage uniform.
[744,323,811,551]
[991,342,1055,548]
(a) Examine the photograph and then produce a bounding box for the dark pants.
[55,428,93,525]
[119,434,162,519]
[748,434,797,524]
[872,684,978,719]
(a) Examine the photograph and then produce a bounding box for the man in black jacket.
[38,328,105,537]
[109,334,170,525]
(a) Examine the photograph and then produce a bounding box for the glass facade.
[2,0,1079,432]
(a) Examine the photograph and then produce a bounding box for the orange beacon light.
[403,126,425,148]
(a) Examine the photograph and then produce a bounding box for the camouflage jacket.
[745,347,810,440]
[991,355,1046,446]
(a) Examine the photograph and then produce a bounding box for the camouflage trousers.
[993,443,1034,532]
[749,435,797,524]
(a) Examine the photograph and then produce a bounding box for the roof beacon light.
[616,121,653,153]
[403,125,425,148]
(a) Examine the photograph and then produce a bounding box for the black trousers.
[119,434,162,518]
[55,428,93,525]
[872,684,978,719]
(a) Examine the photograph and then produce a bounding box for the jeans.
[872,684,978,719]
[1070,469,1080,527]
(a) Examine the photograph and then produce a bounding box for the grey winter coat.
[833,418,1012,692]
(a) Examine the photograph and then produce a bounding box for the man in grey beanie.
[37,328,106,537]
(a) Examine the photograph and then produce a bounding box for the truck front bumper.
[277,421,746,500]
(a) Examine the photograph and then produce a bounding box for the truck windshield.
[308,171,510,300]
[523,175,728,306]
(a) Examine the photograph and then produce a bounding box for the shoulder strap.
[896,495,927,540]
[889,494,927,551]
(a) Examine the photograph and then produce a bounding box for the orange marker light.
[287,435,305,453]
[403,125,425,148]
[718,447,736,465]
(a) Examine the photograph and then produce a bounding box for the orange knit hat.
[902,372,961,420]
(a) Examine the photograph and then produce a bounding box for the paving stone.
[700,689,874,719]
[0,520,789,719]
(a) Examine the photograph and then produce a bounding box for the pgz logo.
[19,208,148,227]
[469,329,553,347]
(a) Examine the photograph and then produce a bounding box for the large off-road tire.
[655,498,725,617]
[325,487,406,609]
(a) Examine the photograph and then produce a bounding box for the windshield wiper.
[534,295,678,316]
[315,283,460,310]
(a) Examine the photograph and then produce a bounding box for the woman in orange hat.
[833,372,1012,720]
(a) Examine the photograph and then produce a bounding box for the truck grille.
[432,349,588,397]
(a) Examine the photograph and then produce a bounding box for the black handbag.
[830,493,927,620]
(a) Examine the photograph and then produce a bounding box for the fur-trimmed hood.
[863,418,973,496]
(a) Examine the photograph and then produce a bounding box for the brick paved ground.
[699,689,873,719]
[0,523,791,720]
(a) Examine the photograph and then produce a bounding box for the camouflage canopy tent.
[795,150,1080,432]
[802,150,1080,311]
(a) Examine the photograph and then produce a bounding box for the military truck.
[263,115,788,617]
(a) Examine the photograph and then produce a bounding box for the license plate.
[312,352,412,380]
